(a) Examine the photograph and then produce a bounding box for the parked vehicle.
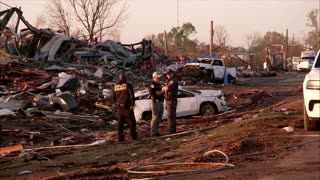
[298,60,313,72]
[303,50,320,131]
[298,50,316,72]
[287,56,301,71]
[181,56,236,84]
[134,87,228,122]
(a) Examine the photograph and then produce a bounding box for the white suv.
[303,50,320,131]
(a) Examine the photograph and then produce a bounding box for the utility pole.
[292,33,295,44]
[164,30,168,56]
[284,29,288,70]
[177,0,179,27]
[209,20,214,56]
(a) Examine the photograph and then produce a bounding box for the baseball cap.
[152,71,162,78]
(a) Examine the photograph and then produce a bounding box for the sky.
[0,0,319,48]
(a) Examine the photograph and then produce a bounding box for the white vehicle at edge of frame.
[303,50,320,131]
[133,86,228,122]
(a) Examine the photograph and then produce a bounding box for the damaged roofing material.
[0,8,55,60]
[1,8,155,75]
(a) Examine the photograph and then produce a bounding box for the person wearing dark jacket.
[162,69,179,134]
[149,71,164,137]
[113,72,137,142]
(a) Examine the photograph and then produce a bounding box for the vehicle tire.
[142,111,152,121]
[200,67,207,74]
[304,104,318,131]
[182,79,196,85]
[208,69,215,83]
[200,102,217,116]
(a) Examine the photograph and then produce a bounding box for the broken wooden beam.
[0,144,23,154]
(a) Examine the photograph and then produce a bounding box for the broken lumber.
[0,144,23,154]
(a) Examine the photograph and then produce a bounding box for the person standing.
[162,69,179,134]
[113,72,137,142]
[149,71,164,137]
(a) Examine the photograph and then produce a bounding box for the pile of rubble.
[0,7,181,121]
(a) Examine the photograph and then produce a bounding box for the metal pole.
[210,20,213,56]
[164,30,168,56]
[177,0,179,27]
[284,29,288,70]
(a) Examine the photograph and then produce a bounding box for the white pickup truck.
[298,50,316,72]
[183,57,236,84]
[303,50,320,131]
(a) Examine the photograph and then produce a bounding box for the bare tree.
[213,25,229,46]
[306,9,320,50]
[103,23,121,41]
[68,0,127,42]
[306,9,319,31]
[246,32,262,51]
[47,0,71,36]
[71,28,84,40]
[35,15,47,29]
[145,33,165,52]
[47,0,127,42]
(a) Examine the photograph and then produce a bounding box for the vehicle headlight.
[306,80,320,90]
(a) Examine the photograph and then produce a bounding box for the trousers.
[151,101,164,135]
[117,107,137,141]
[166,100,177,133]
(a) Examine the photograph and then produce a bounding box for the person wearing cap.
[149,71,164,137]
[162,69,179,134]
[113,72,137,142]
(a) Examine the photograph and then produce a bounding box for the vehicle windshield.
[292,57,300,63]
[186,89,201,94]
[301,57,315,61]
[197,58,212,64]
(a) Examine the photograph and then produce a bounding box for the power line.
[0,1,12,8]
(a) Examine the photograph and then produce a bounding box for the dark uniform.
[113,75,137,142]
[164,75,179,134]
[149,80,164,136]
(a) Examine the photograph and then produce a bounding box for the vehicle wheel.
[142,111,152,121]
[181,78,196,85]
[304,104,318,131]
[200,102,217,116]
[208,70,215,83]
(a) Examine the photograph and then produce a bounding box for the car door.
[176,90,197,117]
[134,94,152,121]
[212,59,225,79]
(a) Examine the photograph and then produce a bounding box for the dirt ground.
[0,72,319,179]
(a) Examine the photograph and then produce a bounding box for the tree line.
[33,1,319,67]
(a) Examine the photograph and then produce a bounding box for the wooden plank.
[0,144,23,154]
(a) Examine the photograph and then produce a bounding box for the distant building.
[220,46,254,62]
